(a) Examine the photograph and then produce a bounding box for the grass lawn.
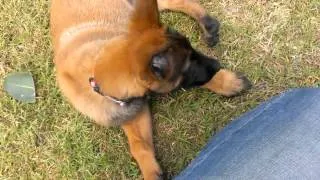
[0,0,319,179]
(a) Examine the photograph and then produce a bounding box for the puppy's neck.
[95,72,147,99]
[93,61,148,100]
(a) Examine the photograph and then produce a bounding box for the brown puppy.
[50,0,251,179]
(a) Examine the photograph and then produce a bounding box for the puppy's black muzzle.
[181,50,221,89]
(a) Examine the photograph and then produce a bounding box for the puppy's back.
[50,0,131,51]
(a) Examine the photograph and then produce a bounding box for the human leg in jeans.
[175,88,320,180]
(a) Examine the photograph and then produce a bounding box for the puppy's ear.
[129,0,160,32]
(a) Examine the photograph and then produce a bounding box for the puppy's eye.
[151,54,168,79]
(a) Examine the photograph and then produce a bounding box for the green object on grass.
[3,72,36,103]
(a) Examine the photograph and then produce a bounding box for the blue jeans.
[175,88,320,180]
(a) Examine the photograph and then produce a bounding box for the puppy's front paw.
[202,69,252,97]
[200,15,220,47]
[145,170,163,180]
[142,162,163,180]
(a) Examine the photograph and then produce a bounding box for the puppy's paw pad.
[200,15,220,47]
[223,72,252,97]
[235,72,252,92]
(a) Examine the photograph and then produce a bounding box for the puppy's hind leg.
[157,0,220,46]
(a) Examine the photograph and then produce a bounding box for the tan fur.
[202,70,246,97]
[122,106,162,180]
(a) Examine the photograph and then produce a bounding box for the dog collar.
[89,77,146,107]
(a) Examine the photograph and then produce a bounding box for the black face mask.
[181,49,221,89]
